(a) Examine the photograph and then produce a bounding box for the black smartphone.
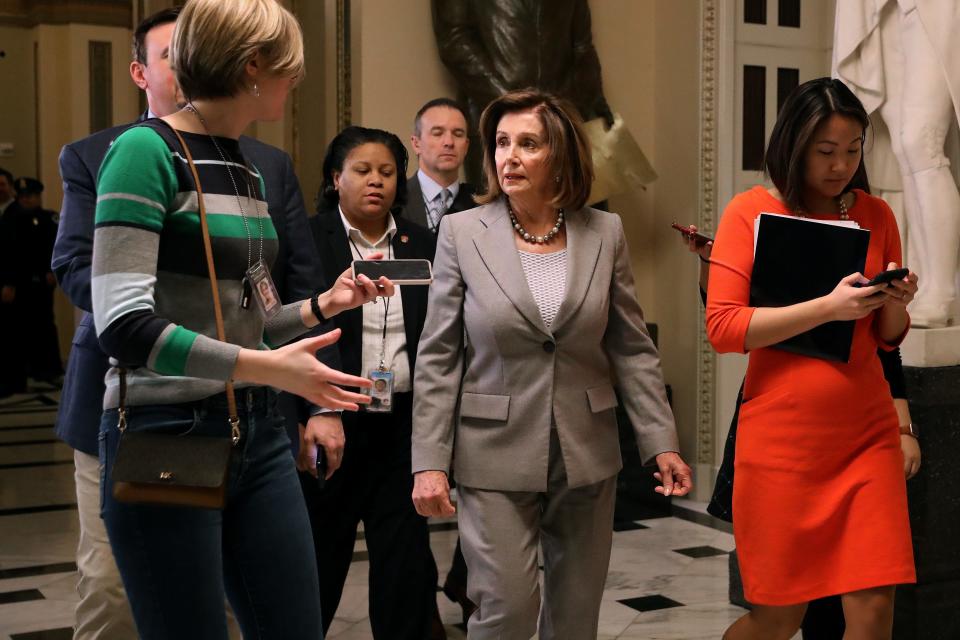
[316,447,327,489]
[352,259,433,285]
[671,222,713,247]
[856,268,909,288]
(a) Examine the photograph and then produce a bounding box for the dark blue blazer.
[52,120,325,454]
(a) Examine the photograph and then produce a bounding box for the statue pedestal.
[900,325,960,367]
[894,349,960,640]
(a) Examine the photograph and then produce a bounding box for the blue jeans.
[99,387,322,640]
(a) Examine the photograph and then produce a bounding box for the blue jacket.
[53,120,324,455]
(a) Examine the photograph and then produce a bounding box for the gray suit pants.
[457,431,616,640]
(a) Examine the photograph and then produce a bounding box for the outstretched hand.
[234,328,373,411]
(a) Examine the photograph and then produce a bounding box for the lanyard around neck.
[348,234,393,371]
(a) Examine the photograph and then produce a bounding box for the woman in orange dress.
[707,77,918,639]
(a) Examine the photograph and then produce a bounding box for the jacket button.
[542,341,556,353]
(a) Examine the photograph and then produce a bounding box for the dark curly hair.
[319,126,408,215]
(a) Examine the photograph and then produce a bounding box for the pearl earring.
[252,83,260,97]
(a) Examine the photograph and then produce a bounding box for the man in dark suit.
[406,98,476,232]
[406,97,478,625]
[51,9,322,639]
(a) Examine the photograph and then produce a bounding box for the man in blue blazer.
[51,9,323,639]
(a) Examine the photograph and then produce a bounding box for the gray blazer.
[412,198,679,492]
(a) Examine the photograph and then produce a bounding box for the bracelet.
[310,293,327,324]
[698,255,710,264]
[899,423,918,439]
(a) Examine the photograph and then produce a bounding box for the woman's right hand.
[234,328,373,411]
[297,414,346,479]
[823,273,888,321]
[412,470,456,517]
[680,223,713,261]
[317,251,395,319]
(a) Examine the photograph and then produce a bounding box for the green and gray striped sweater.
[91,120,307,408]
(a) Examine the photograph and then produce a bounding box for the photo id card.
[365,369,394,413]
[245,260,281,319]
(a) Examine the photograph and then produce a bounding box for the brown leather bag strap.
[170,127,241,445]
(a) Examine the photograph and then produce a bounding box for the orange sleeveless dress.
[706,187,916,605]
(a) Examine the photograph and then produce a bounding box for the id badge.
[365,369,394,413]
[244,260,281,319]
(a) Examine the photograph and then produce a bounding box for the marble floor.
[0,385,778,640]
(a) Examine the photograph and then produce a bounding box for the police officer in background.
[0,177,62,395]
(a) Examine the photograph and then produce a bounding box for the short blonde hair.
[172,0,304,101]
[475,90,594,211]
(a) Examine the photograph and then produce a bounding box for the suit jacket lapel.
[405,176,429,229]
[392,218,427,369]
[473,200,552,337]
[450,184,476,214]
[319,208,352,269]
[551,208,602,333]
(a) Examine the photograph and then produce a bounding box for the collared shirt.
[417,169,460,232]
[0,199,12,216]
[339,206,411,392]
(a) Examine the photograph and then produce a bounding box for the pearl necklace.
[508,201,564,244]
[799,194,849,220]
[837,195,849,220]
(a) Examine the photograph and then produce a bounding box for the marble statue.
[834,0,960,327]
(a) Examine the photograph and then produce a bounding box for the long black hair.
[764,77,871,213]
[318,126,408,215]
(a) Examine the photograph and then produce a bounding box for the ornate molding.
[697,0,719,466]
[290,0,301,170]
[0,0,132,28]
[336,0,351,130]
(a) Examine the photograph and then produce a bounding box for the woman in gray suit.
[411,89,693,639]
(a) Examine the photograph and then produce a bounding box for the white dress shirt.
[417,169,460,231]
[339,207,411,392]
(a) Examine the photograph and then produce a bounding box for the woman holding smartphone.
[298,126,441,639]
[91,1,395,637]
[678,224,920,639]
[706,78,918,639]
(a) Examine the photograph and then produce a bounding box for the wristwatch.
[899,423,918,439]
[310,292,327,324]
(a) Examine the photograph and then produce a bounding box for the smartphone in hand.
[352,259,433,286]
[671,222,713,248]
[854,268,909,288]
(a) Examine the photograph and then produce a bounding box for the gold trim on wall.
[0,0,132,28]
[290,0,301,169]
[697,0,718,467]
[89,41,113,135]
[336,0,351,130]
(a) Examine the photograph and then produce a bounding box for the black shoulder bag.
[110,127,241,509]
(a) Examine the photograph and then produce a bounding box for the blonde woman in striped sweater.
[91,1,392,637]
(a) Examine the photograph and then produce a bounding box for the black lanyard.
[348,234,393,371]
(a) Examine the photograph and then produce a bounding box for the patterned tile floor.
[0,386,786,639]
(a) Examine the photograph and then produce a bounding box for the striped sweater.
[91,119,308,408]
